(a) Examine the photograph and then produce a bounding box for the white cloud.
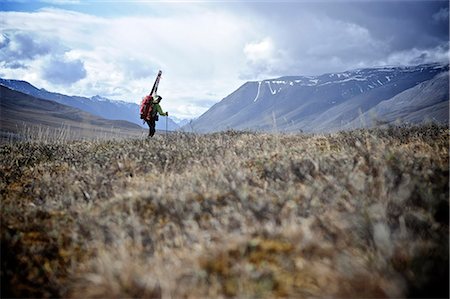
[241,37,290,80]
[279,16,390,75]
[380,43,450,67]
[167,100,212,120]
[244,37,275,63]
[237,12,393,78]
[0,7,257,118]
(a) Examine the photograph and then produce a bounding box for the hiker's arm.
[155,104,168,116]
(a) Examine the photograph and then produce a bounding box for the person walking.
[145,95,168,137]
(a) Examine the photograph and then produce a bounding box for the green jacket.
[152,103,168,117]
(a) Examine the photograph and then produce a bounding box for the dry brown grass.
[0,123,146,144]
[1,124,448,298]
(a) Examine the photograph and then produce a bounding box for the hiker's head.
[153,95,162,104]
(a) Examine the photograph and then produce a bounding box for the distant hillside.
[186,63,449,133]
[0,78,180,131]
[0,85,145,141]
[346,71,449,129]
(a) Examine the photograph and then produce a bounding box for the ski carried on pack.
[140,70,162,122]
[150,70,162,97]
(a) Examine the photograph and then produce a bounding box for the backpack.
[140,95,153,121]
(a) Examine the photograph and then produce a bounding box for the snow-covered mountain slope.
[345,71,449,129]
[170,116,192,127]
[0,79,180,131]
[186,63,449,133]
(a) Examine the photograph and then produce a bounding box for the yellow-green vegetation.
[1,124,448,298]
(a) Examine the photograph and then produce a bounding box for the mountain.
[0,79,180,131]
[345,71,449,129]
[171,115,192,127]
[0,85,145,141]
[186,63,449,133]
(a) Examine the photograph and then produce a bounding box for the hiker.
[145,95,168,137]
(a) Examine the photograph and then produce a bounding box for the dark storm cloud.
[235,1,449,77]
[241,1,448,48]
[41,55,87,85]
[0,30,86,84]
[4,61,27,69]
[317,1,449,51]
[0,31,54,61]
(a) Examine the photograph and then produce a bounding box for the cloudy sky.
[1,0,448,119]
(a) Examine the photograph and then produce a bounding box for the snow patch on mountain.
[253,81,262,102]
[91,95,112,102]
[266,81,277,95]
[170,115,192,127]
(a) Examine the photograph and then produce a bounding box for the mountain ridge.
[0,85,145,141]
[186,63,449,133]
[0,78,180,131]
[345,71,449,129]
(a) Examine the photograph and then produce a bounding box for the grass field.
[1,124,448,298]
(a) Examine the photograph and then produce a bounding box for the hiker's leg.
[149,118,156,137]
[145,120,154,137]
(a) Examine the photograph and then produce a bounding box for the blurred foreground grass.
[1,124,448,298]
